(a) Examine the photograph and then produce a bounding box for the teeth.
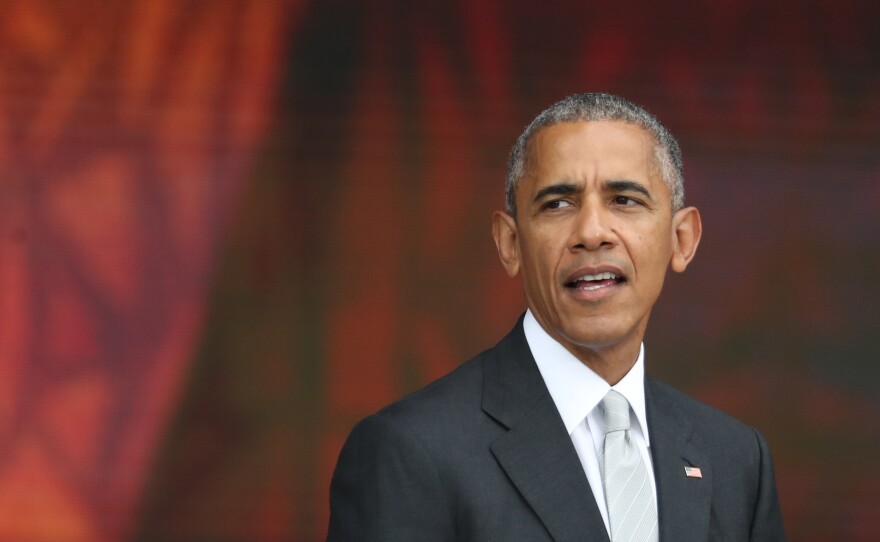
[574,272,617,282]
[580,284,604,291]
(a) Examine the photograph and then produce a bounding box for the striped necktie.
[600,390,658,542]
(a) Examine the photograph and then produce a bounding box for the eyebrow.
[533,183,580,203]
[605,179,653,201]
[532,179,655,204]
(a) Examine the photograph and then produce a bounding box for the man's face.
[493,120,700,361]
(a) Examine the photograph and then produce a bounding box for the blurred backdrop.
[1,0,878,540]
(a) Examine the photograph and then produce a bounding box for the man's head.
[492,93,701,382]
[505,93,684,220]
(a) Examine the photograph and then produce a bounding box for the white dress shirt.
[523,310,658,537]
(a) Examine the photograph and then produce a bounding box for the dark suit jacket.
[328,319,785,541]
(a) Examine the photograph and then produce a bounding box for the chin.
[560,319,637,350]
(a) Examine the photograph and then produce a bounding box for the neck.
[526,309,647,385]
[567,341,641,385]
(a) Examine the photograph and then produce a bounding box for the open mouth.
[565,271,626,291]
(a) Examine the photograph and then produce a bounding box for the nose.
[568,202,617,252]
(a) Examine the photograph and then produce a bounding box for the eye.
[544,199,574,210]
[612,195,640,206]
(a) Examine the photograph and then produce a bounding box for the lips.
[564,268,626,292]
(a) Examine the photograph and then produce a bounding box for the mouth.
[564,271,627,292]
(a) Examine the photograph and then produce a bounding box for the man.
[327,93,785,541]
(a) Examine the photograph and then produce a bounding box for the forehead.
[525,120,656,179]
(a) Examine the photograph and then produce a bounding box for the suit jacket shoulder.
[328,322,604,542]
[646,377,786,541]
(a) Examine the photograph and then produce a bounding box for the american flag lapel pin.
[684,466,703,478]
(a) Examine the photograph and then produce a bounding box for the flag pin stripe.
[684,466,703,478]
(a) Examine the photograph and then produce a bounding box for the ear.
[492,210,521,278]
[670,206,702,273]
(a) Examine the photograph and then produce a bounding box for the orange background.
[1,1,878,540]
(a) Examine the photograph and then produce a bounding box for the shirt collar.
[523,310,650,446]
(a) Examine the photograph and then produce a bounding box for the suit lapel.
[646,378,712,542]
[483,320,608,542]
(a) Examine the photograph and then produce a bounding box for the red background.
[1,1,878,540]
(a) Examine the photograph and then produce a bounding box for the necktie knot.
[601,389,631,434]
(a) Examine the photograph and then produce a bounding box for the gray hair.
[505,93,684,217]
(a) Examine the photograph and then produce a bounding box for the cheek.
[646,242,674,282]
[522,232,562,272]
[524,247,555,286]
[633,231,673,277]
